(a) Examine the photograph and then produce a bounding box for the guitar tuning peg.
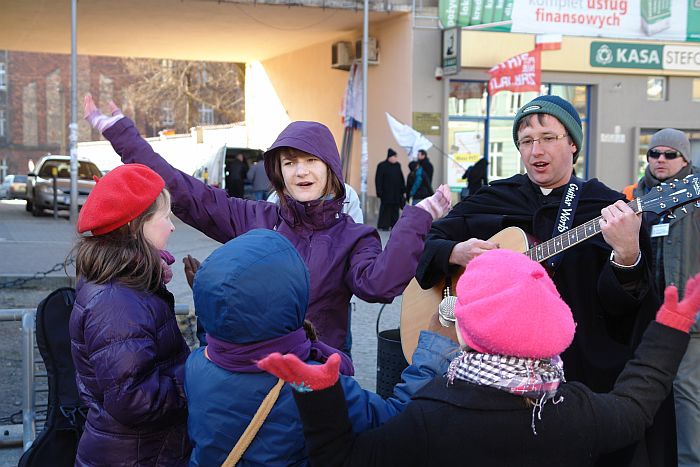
[681,207,688,214]
[696,201,700,208]
[666,213,677,220]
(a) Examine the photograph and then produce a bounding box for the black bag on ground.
[18,287,87,467]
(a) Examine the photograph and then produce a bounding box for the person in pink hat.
[69,164,191,466]
[257,248,700,467]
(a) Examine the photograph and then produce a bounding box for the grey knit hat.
[649,128,690,162]
[512,95,583,162]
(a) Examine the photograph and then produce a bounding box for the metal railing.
[0,304,193,451]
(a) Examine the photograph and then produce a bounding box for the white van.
[192,146,264,198]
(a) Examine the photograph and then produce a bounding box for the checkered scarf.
[446,351,565,434]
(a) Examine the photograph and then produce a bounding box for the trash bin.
[376,304,409,399]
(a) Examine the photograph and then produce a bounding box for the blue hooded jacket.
[185,230,456,466]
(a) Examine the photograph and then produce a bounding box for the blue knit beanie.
[512,95,583,162]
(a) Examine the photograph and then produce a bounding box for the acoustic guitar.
[400,174,700,363]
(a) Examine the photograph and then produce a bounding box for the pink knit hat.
[454,249,575,359]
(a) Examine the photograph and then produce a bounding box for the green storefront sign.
[590,42,664,69]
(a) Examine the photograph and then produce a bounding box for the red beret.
[78,164,165,236]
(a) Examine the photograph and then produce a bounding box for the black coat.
[462,157,488,195]
[406,163,434,201]
[375,160,405,205]
[295,323,687,467]
[418,157,433,184]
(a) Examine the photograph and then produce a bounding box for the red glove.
[257,352,341,392]
[656,273,700,332]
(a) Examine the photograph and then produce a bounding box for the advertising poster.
[439,0,700,42]
[448,131,483,187]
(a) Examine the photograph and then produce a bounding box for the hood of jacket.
[263,122,346,228]
[193,229,311,344]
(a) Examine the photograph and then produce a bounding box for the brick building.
[0,51,243,179]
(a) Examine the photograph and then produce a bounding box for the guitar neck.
[526,199,640,263]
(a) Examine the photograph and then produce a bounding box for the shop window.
[647,77,666,101]
[0,109,6,138]
[489,89,542,117]
[446,120,485,186]
[550,85,588,118]
[693,79,700,102]
[448,82,486,117]
[0,63,6,90]
[447,81,591,187]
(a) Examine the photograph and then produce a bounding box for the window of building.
[46,69,62,146]
[199,103,214,125]
[647,77,666,101]
[447,81,591,189]
[0,109,6,138]
[22,82,38,146]
[693,79,700,101]
[0,62,6,90]
[161,103,174,126]
[198,64,208,85]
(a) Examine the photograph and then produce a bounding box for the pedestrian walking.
[461,156,488,198]
[375,148,405,230]
[247,154,271,200]
[406,159,434,205]
[226,153,248,198]
[69,164,190,466]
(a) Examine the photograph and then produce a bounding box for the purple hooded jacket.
[69,280,190,466]
[103,118,432,349]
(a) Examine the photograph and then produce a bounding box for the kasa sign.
[591,41,700,71]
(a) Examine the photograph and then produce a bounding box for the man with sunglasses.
[417,95,670,467]
[632,128,700,467]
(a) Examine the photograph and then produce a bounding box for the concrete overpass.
[0,0,411,62]
[1,0,441,201]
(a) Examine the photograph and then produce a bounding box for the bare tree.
[122,58,244,133]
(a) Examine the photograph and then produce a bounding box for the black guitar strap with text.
[548,176,583,272]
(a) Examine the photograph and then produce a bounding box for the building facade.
[0,51,244,179]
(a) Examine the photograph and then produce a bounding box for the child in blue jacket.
[185,229,456,466]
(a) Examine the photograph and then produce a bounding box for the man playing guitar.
[415,96,669,467]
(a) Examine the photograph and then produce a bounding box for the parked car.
[0,174,27,199]
[25,156,102,216]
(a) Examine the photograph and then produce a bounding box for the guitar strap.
[548,176,583,272]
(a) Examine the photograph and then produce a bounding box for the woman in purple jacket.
[84,95,451,353]
[69,164,191,466]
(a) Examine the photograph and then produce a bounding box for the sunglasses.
[647,149,683,160]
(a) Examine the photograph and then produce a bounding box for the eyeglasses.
[516,133,568,150]
[647,149,682,160]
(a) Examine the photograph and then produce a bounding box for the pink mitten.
[416,184,452,220]
[83,94,124,133]
[656,273,700,332]
[257,352,341,392]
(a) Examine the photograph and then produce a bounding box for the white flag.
[385,113,432,159]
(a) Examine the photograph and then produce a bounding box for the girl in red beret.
[69,164,191,466]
